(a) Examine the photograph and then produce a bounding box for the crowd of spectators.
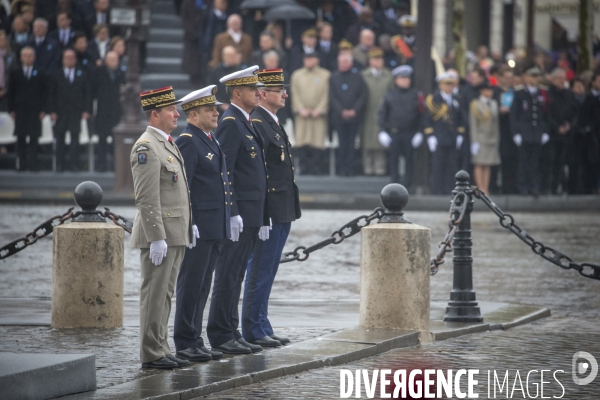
[181,0,600,195]
[3,0,126,172]
[5,0,600,196]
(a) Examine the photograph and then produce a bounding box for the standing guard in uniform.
[377,65,424,187]
[424,72,466,195]
[510,65,549,196]
[207,66,271,355]
[173,85,231,363]
[243,69,301,347]
[130,86,196,369]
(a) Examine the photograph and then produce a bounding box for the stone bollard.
[52,182,124,328]
[359,184,431,339]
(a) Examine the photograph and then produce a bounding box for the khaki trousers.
[139,245,185,363]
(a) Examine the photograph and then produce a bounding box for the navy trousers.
[518,142,541,194]
[173,239,223,351]
[242,222,291,341]
[207,227,259,347]
[430,145,458,195]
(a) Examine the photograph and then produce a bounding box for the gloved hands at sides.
[187,225,199,249]
[411,132,424,148]
[259,226,270,241]
[513,134,522,147]
[427,135,438,152]
[378,131,392,148]
[150,240,168,266]
[456,135,464,150]
[541,133,550,145]
[230,215,243,242]
[470,142,480,156]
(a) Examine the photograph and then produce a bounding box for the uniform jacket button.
[167,213,171,217]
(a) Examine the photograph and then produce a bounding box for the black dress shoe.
[176,347,212,362]
[250,336,281,347]
[142,356,179,369]
[237,337,262,353]
[166,354,190,367]
[270,334,291,345]
[213,339,252,354]
[200,345,223,360]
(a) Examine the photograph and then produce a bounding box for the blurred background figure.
[469,81,501,195]
[291,52,329,175]
[210,14,252,68]
[92,50,123,172]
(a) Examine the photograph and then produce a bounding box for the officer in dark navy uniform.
[207,65,271,355]
[377,65,424,187]
[510,64,549,196]
[173,85,230,363]
[243,69,301,348]
[424,72,466,195]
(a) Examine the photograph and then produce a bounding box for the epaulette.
[252,119,262,123]
[179,133,193,138]
[222,116,236,121]
[134,140,150,145]
[514,85,525,91]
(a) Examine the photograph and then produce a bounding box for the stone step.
[0,353,96,399]
[145,57,181,73]
[148,27,183,43]
[147,42,183,58]
[141,73,190,90]
[151,13,180,28]
[152,1,177,15]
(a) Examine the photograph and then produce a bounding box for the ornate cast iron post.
[444,171,483,322]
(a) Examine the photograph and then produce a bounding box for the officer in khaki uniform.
[130,86,197,369]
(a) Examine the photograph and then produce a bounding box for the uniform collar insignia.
[246,135,254,140]
[167,156,174,163]
[274,133,281,141]
[206,153,214,160]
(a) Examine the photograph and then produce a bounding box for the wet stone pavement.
[1,205,600,396]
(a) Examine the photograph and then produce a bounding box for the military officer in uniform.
[377,65,424,187]
[173,85,231,363]
[130,86,196,369]
[510,65,549,196]
[242,69,301,347]
[207,66,271,355]
[424,72,466,195]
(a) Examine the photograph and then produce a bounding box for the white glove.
[150,240,168,266]
[470,142,480,156]
[188,225,199,249]
[513,134,522,147]
[427,136,438,152]
[541,133,550,145]
[411,132,424,148]
[230,215,243,242]
[378,131,392,148]
[456,135,464,150]
[259,226,270,241]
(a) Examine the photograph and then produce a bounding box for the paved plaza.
[0,205,599,398]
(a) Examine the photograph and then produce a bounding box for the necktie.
[207,132,213,141]
[168,135,174,144]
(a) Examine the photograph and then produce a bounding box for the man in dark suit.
[510,65,549,196]
[243,69,300,347]
[8,46,47,171]
[86,23,109,63]
[317,23,337,71]
[207,66,270,355]
[49,48,92,171]
[27,18,61,73]
[329,52,368,176]
[84,0,118,38]
[9,15,31,58]
[173,85,230,363]
[48,11,76,49]
[424,72,466,195]
[92,50,121,171]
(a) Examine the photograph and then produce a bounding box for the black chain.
[0,207,74,260]
[472,187,600,281]
[103,207,133,233]
[430,191,469,275]
[280,207,385,264]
